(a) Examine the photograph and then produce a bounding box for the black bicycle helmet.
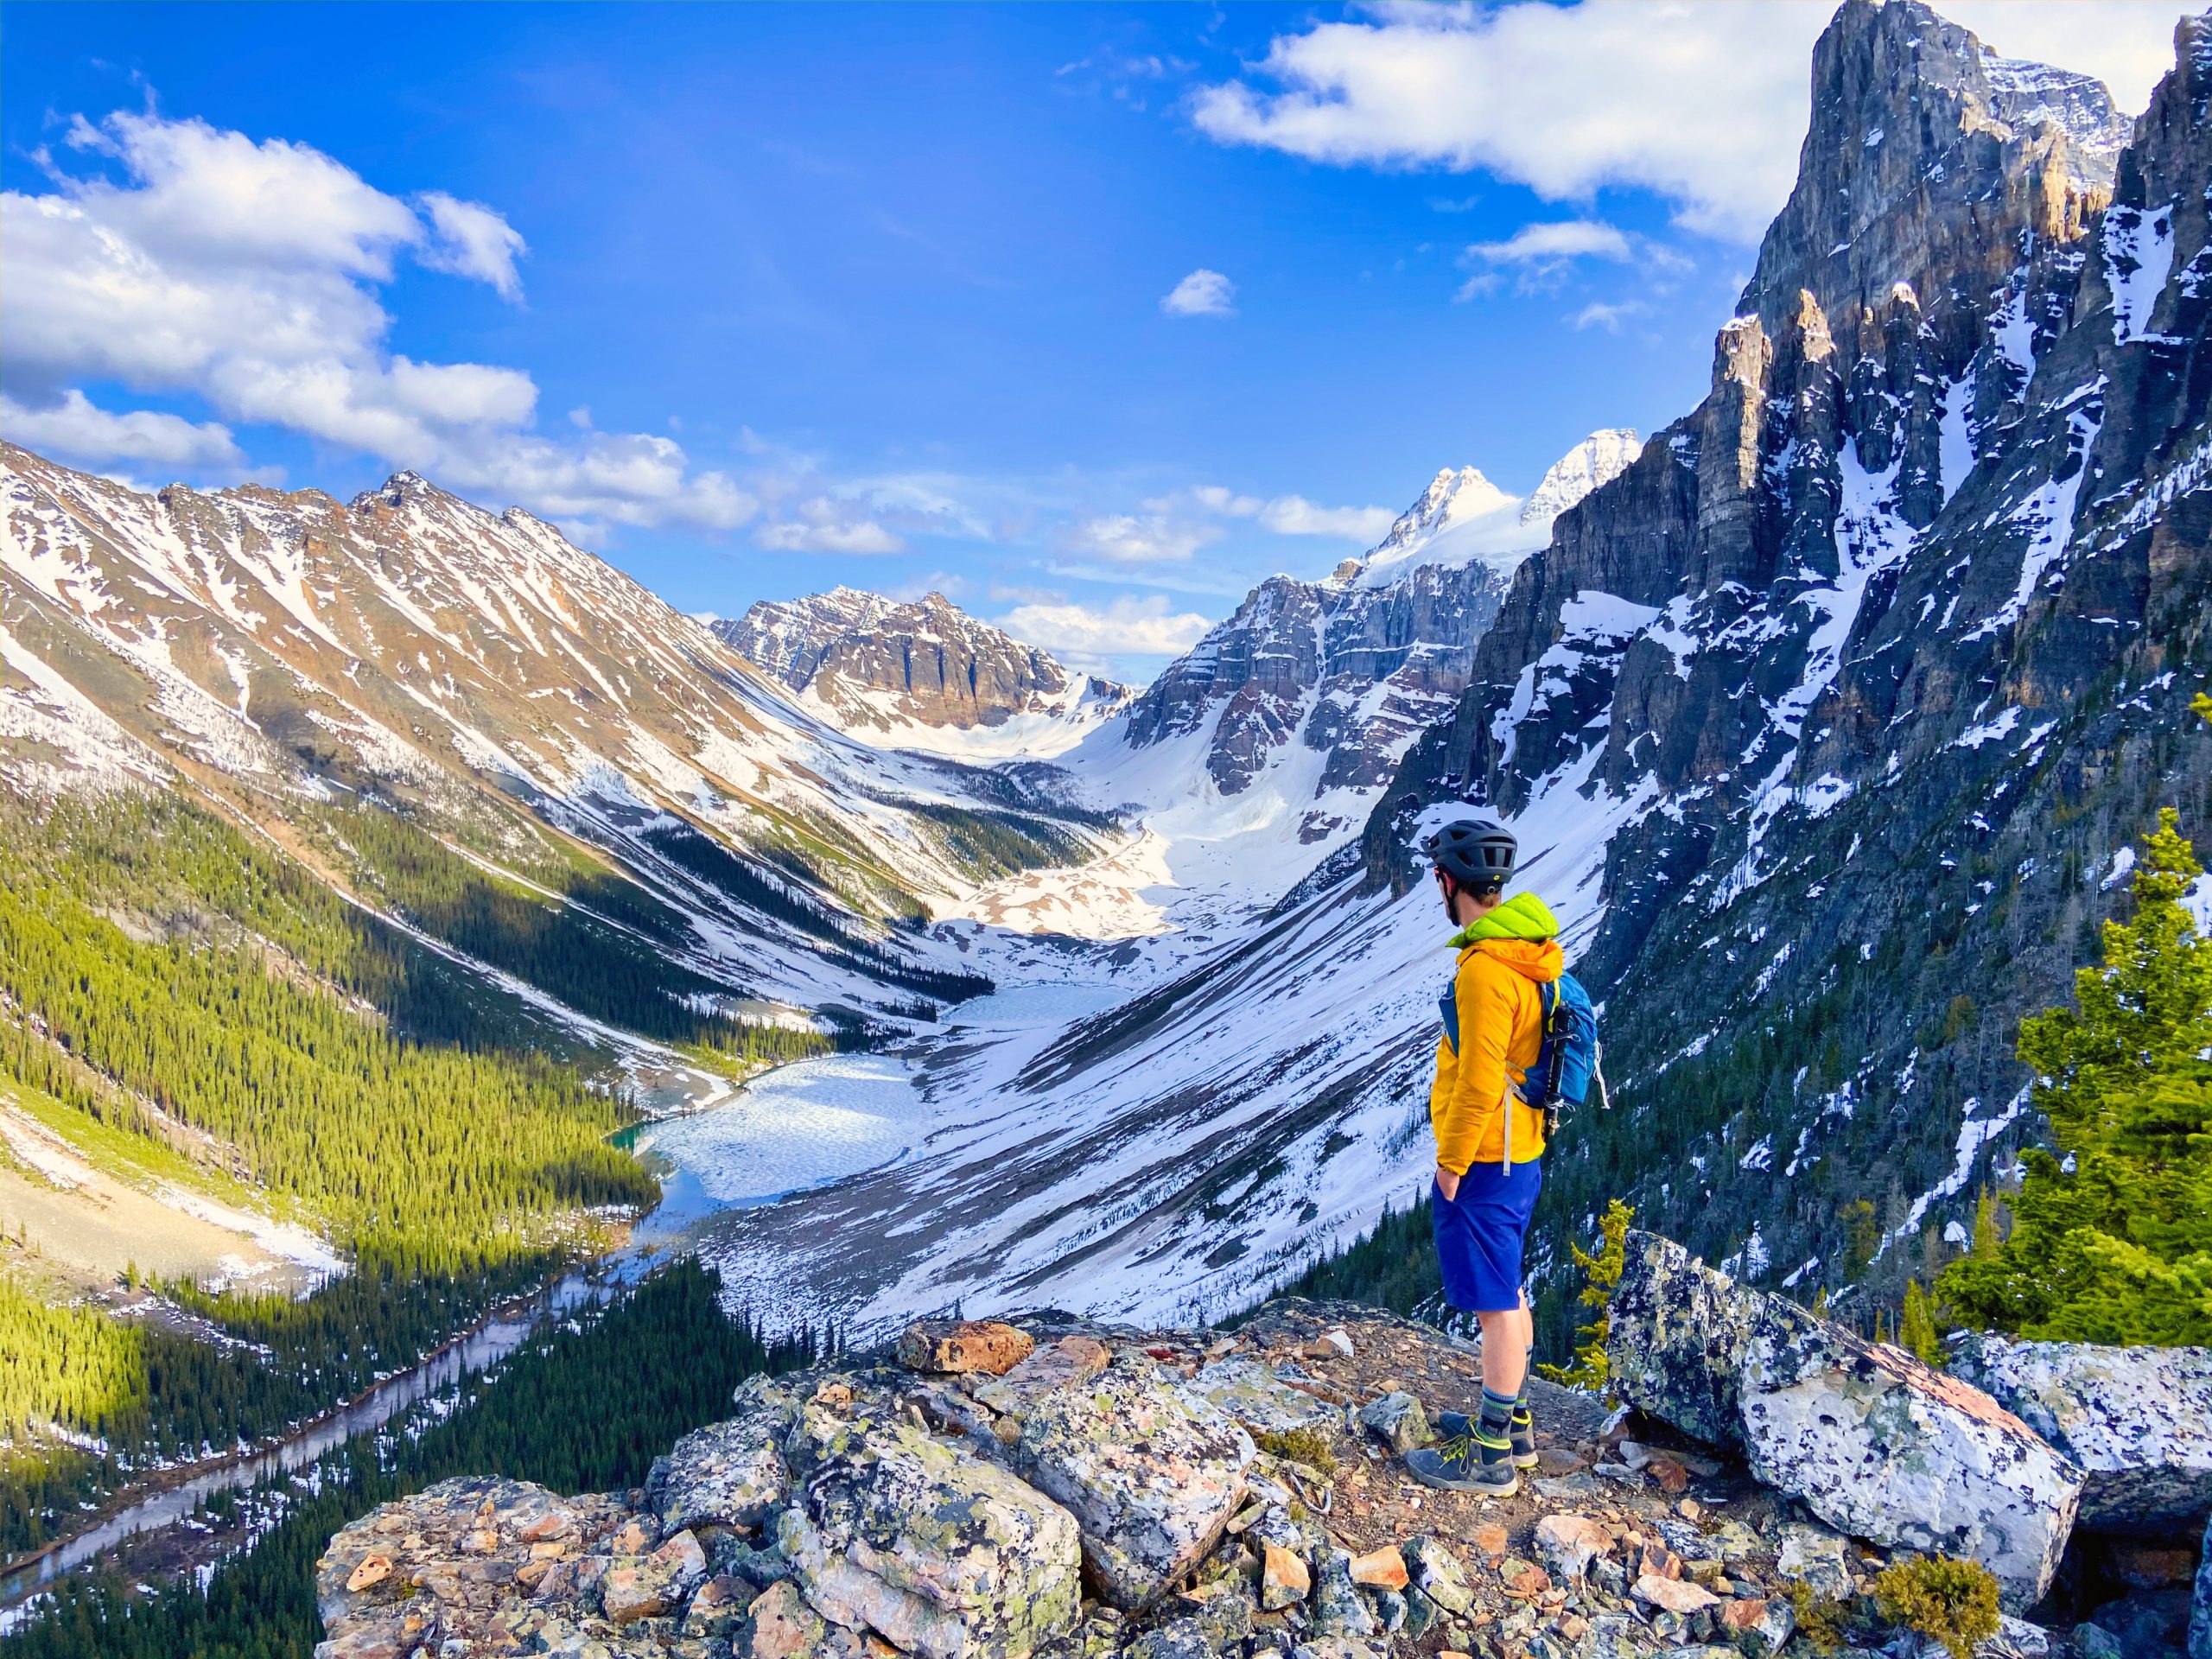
[1423,817,1516,887]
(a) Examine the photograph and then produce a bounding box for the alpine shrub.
[1872,1555,2001,1659]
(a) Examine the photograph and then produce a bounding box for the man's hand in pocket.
[1434,1166,1460,1203]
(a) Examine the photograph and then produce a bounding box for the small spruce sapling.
[1537,1198,1632,1393]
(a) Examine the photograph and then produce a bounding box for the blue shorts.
[1432,1158,1542,1313]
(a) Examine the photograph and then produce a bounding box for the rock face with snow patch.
[1952,1333,2212,1535]
[1362,0,2212,1313]
[1610,1231,2082,1606]
[719,588,1132,752]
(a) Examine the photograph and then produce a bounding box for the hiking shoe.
[1406,1434,1519,1497]
[1437,1410,1541,1469]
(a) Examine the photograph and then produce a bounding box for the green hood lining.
[1448,890,1560,948]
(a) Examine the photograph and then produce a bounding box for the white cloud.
[1252,495,1395,539]
[1160,484,1393,541]
[417,191,527,301]
[1192,3,2196,243]
[1466,219,1632,266]
[1567,299,1646,333]
[3,107,751,531]
[755,494,906,553]
[1,389,244,468]
[995,594,1211,671]
[1064,512,1222,564]
[1161,268,1236,317]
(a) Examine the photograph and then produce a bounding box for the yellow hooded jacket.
[1429,892,1563,1175]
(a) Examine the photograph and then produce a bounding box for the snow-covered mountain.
[688,0,2211,1335]
[988,431,1638,925]
[1350,429,1643,588]
[1,449,1109,1027]
[714,587,1132,760]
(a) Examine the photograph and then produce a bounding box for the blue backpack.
[1524,973,1607,1130]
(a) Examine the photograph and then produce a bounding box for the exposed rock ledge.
[315,1264,2211,1659]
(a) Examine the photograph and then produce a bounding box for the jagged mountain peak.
[1373,465,1510,553]
[1741,0,2120,331]
[1351,429,1641,587]
[1518,428,1645,527]
[715,586,1131,758]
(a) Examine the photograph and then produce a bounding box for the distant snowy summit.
[715,588,1133,760]
[1343,429,1641,588]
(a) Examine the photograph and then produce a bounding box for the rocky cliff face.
[1363,0,2212,1302]
[717,588,1131,756]
[1122,434,1638,804]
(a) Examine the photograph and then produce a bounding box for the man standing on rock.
[1405,817,1560,1497]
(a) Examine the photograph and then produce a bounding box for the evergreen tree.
[1941,802,2212,1343]
[1898,1279,1942,1365]
[1536,1198,1634,1393]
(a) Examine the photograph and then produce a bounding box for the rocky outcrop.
[1610,1231,2082,1606]
[1010,1356,1255,1608]
[717,588,1131,741]
[1952,1334,2212,1535]
[778,1391,1081,1658]
[317,1294,1961,1659]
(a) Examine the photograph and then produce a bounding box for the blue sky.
[2,2,2190,678]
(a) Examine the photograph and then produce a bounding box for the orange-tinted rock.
[895,1319,1037,1376]
[1348,1546,1408,1590]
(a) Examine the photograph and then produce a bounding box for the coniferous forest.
[0,789,842,1556]
[7,1261,817,1659]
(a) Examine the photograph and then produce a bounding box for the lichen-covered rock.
[1355,1390,1431,1453]
[777,1395,1081,1659]
[650,1376,795,1533]
[972,1335,1111,1419]
[1401,1535,1473,1615]
[1951,1334,2212,1535]
[745,1577,827,1657]
[1718,1593,1796,1656]
[1260,1541,1309,1611]
[1177,1357,1335,1435]
[1607,1231,1767,1447]
[895,1318,1037,1377]
[315,1478,633,1659]
[1612,1231,2083,1607]
[1741,1321,2081,1607]
[602,1529,708,1624]
[1013,1355,1255,1609]
[1531,1513,1608,1581]
[1309,1548,1378,1637]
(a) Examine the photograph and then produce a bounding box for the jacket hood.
[1451,891,1560,945]
[1451,893,1564,984]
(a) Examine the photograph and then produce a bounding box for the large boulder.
[1951,1335,2212,1535]
[648,1374,795,1533]
[1013,1353,1256,1609]
[1611,1232,2084,1607]
[896,1318,1037,1377]
[1606,1230,1767,1446]
[778,1383,1082,1659]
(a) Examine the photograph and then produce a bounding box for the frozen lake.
[624,976,1128,1257]
[623,1052,930,1246]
